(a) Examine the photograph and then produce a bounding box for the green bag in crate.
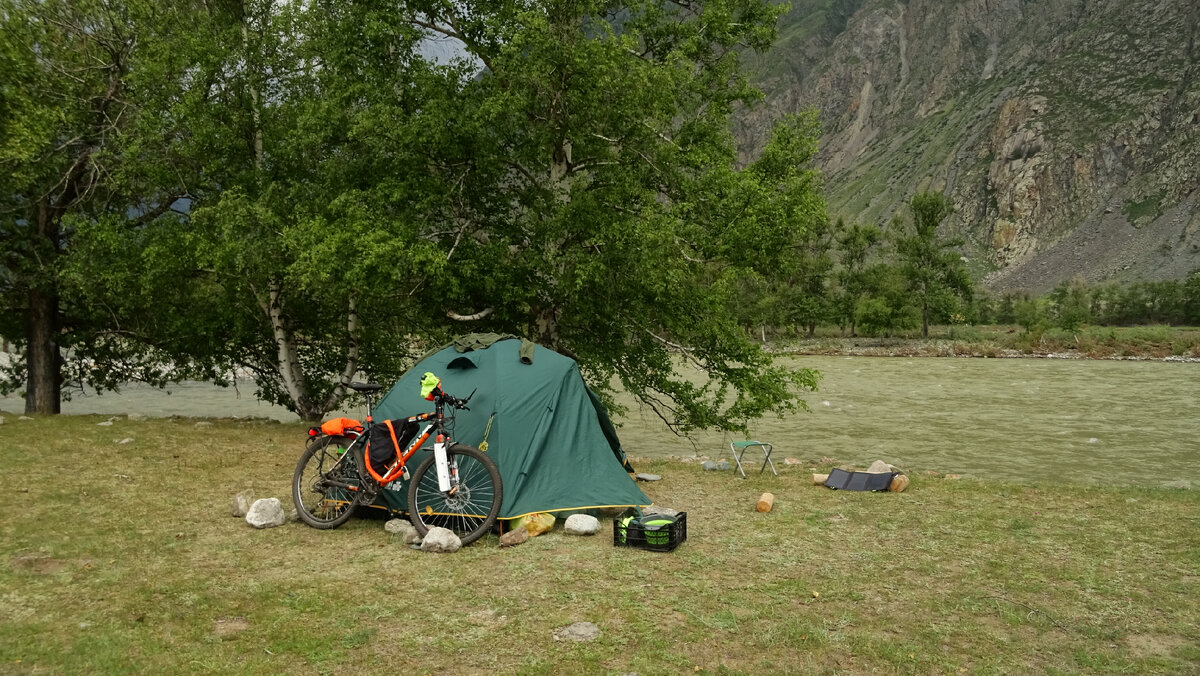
[619,513,678,545]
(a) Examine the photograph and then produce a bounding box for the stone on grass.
[554,621,601,642]
[716,460,731,471]
[564,514,601,536]
[784,457,802,466]
[420,527,461,553]
[117,438,134,445]
[231,490,255,517]
[127,413,147,422]
[245,498,286,529]
[635,473,661,482]
[702,460,731,471]
[500,526,529,548]
[385,519,422,544]
[866,460,891,474]
[866,459,905,475]
[97,421,114,427]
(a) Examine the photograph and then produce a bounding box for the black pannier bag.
[366,419,421,476]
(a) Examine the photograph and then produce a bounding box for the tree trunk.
[25,200,61,415]
[262,280,318,421]
[535,305,561,351]
[26,287,61,415]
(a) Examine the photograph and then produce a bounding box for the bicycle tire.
[407,443,502,545]
[292,435,364,529]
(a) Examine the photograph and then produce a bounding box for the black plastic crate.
[613,511,687,552]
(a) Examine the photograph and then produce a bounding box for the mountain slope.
[740,0,1200,291]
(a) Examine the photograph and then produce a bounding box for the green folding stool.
[729,440,776,478]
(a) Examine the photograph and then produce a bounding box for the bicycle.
[291,373,503,545]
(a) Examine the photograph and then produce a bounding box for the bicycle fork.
[433,434,455,494]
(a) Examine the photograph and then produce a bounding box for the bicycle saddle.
[347,382,383,393]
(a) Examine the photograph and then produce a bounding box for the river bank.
[770,323,1200,362]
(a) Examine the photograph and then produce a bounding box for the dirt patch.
[212,617,251,637]
[1125,633,1188,659]
[10,554,68,575]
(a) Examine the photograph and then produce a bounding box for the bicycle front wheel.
[292,435,364,529]
[407,444,502,545]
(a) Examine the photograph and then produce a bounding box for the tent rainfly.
[370,334,651,520]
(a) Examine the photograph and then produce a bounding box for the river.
[2,356,1196,487]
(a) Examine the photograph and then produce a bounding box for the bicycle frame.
[332,387,461,492]
[361,411,438,485]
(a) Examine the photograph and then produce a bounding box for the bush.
[947,324,984,341]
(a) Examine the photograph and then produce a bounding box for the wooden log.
[756,492,775,513]
[889,474,910,492]
[812,473,829,485]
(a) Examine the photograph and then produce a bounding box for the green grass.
[1,415,1198,674]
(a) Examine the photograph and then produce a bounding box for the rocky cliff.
[739,0,1200,292]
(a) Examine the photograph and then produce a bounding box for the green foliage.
[0,0,184,408]
[8,0,824,430]
[890,192,974,337]
[834,219,883,335]
[1013,298,1045,334]
[1047,277,1093,332]
[852,265,920,341]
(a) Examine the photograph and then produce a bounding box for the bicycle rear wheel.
[292,435,364,529]
[407,444,502,545]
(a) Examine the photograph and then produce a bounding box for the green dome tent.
[370,334,651,520]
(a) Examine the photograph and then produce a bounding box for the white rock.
[554,621,601,642]
[245,498,286,529]
[564,514,601,536]
[635,473,661,482]
[420,527,462,553]
[117,438,134,445]
[231,490,255,517]
[385,519,422,544]
[127,413,147,422]
[97,421,113,427]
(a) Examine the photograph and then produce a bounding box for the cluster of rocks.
[232,490,293,529]
[231,488,610,553]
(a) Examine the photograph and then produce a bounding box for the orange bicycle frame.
[364,411,437,485]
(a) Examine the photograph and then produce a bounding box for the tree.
[1048,277,1092,332]
[378,1,824,432]
[19,0,826,431]
[66,0,447,421]
[834,218,883,335]
[853,264,919,343]
[0,0,191,413]
[780,216,837,337]
[891,192,974,337]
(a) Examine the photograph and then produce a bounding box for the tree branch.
[446,308,493,322]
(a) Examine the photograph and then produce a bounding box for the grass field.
[2,415,1197,674]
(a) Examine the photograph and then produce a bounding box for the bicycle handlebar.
[433,388,470,411]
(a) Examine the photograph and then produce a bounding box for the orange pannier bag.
[320,417,363,436]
